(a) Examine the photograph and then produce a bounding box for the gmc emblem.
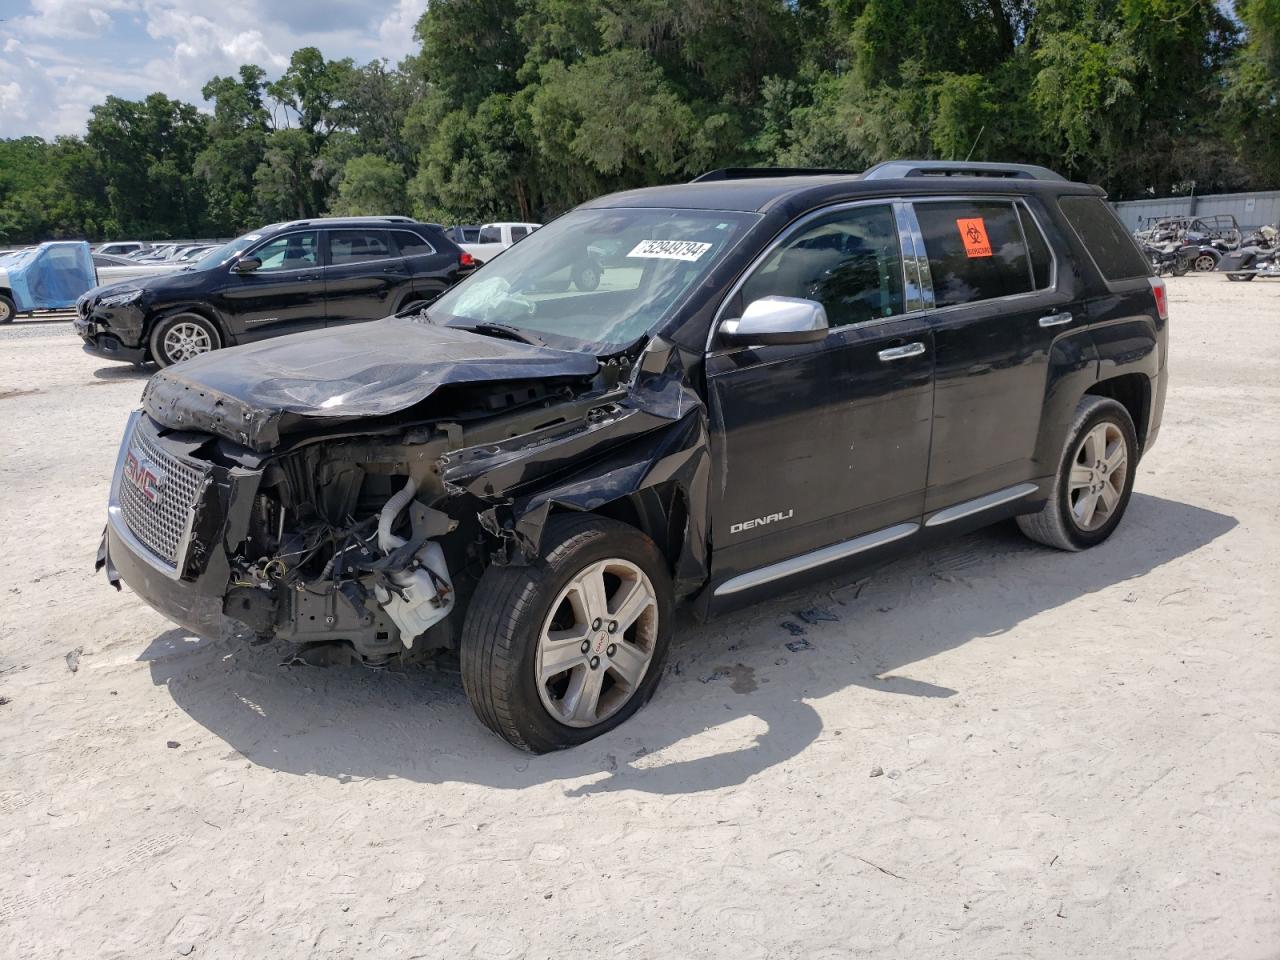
[123,449,165,503]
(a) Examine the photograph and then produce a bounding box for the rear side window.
[478,226,502,244]
[1058,196,1150,281]
[914,200,1033,308]
[392,230,434,257]
[510,226,530,240]
[1018,203,1054,289]
[329,229,393,264]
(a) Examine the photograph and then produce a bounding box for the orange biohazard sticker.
[956,217,992,258]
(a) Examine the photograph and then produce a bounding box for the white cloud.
[377,0,428,62]
[0,0,430,138]
[14,0,139,40]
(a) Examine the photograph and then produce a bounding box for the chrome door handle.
[878,342,926,362]
[1038,312,1073,328]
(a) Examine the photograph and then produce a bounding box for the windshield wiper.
[456,322,545,346]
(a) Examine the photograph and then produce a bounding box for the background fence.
[1111,190,1280,232]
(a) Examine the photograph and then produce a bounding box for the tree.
[195,65,270,232]
[1225,0,1280,185]
[85,93,211,236]
[329,154,408,216]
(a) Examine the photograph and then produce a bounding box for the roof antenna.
[963,125,986,162]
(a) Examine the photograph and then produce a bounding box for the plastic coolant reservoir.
[375,541,455,647]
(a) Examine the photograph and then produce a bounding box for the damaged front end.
[98,326,711,667]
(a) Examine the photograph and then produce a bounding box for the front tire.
[460,514,674,752]
[149,312,221,367]
[1017,396,1138,552]
[0,293,15,324]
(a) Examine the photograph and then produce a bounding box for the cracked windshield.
[429,208,758,351]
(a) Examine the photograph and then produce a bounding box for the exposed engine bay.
[98,317,712,668]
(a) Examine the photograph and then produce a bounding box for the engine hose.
[377,476,419,555]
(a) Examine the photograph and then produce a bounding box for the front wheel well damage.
[551,484,690,577]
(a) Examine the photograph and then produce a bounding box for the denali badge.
[730,509,793,534]
[123,449,165,504]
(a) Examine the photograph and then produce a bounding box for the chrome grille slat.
[117,419,205,568]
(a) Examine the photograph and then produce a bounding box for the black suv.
[75,216,474,367]
[97,161,1168,751]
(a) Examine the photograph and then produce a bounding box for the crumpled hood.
[142,315,600,450]
[85,267,191,300]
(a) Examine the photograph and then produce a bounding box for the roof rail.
[280,215,419,228]
[692,167,859,183]
[861,160,1066,182]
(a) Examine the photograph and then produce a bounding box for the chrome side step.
[923,482,1039,528]
[713,521,919,597]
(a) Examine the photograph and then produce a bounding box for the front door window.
[740,205,905,327]
[251,232,319,272]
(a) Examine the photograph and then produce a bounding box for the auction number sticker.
[955,218,992,258]
[627,239,713,261]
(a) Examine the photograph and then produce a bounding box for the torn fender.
[441,356,712,592]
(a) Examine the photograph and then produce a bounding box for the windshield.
[186,233,262,272]
[429,207,758,351]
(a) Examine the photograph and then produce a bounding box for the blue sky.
[0,0,427,138]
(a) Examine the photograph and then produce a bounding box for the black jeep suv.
[75,216,475,367]
[97,161,1168,751]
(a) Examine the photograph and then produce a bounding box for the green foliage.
[2,0,1278,244]
[195,66,270,231]
[1224,0,1280,184]
[330,154,409,216]
[85,93,212,237]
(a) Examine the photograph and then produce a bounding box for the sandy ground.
[0,277,1276,960]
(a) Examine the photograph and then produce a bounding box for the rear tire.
[1193,252,1219,272]
[460,514,674,752]
[0,293,15,324]
[1017,396,1138,552]
[1226,272,1255,281]
[149,312,221,367]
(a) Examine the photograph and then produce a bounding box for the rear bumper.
[1145,368,1167,454]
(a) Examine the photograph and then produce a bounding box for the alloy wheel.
[535,558,658,728]
[1194,254,1217,272]
[163,320,213,363]
[1067,421,1129,532]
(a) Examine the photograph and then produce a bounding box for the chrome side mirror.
[719,296,829,347]
[233,256,262,274]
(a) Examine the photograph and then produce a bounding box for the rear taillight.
[1148,276,1168,320]
[459,252,475,268]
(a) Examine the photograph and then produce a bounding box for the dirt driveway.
[0,278,1276,959]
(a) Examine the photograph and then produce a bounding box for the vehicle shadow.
[91,365,151,381]
[144,493,1236,795]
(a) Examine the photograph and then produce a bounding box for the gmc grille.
[117,418,206,569]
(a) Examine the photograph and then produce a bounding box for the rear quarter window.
[1058,196,1151,282]
[392,230,434,257]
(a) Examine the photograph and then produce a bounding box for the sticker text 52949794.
[627,239,713,262]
